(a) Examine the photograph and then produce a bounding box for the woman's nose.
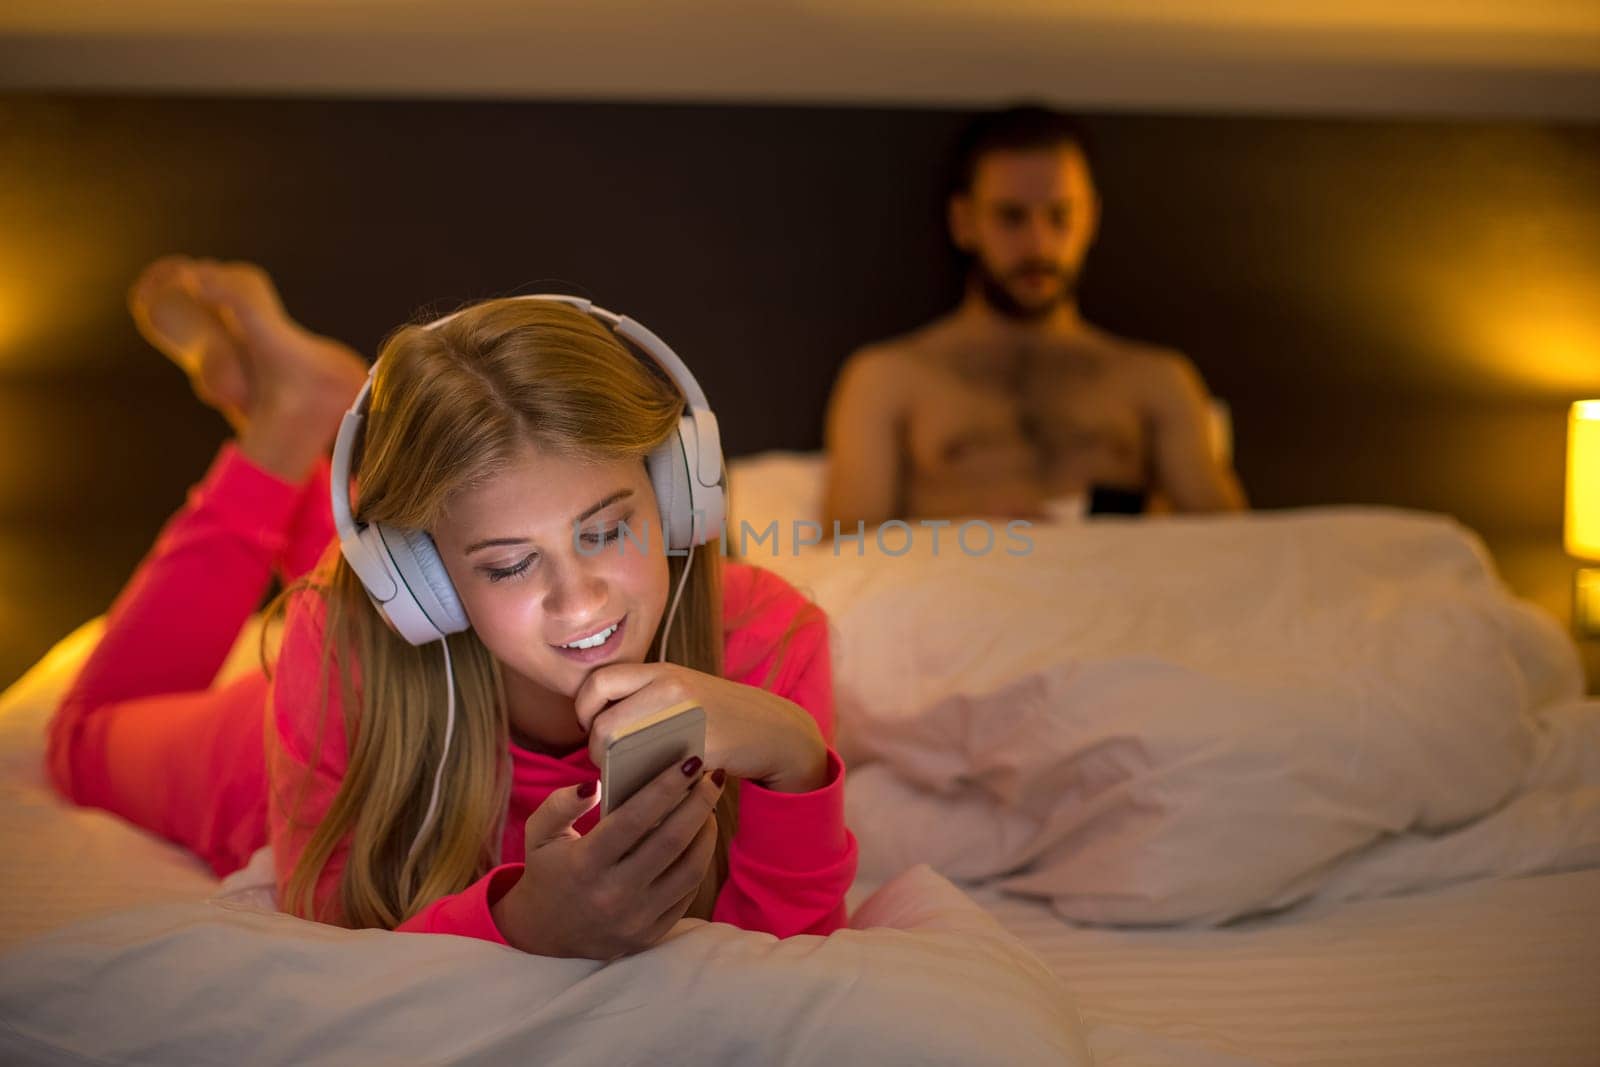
[543,559,608,620]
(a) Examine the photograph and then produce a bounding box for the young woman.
[46,257,857,960]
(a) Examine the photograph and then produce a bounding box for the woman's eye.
[486,555,536,583]
[580,526,623,547]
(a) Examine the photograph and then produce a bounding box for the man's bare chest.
[904,343,1146,472]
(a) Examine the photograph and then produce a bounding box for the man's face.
[949,145,1099,320]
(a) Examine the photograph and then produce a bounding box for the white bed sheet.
[7,624,1599,1065]
[8,498,1600,1064]
[0,624,1092,1065]
[740,452,1600,1064]
[964,870,1600,1067]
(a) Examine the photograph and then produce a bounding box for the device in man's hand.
[1087,484,1149,516]
[600,700,707,816]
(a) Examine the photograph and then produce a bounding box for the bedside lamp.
[1567,400,1600,636]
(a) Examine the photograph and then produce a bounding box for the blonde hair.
[269,298,737,930]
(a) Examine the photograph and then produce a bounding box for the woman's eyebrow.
[465,536,529,555]
[463,488,633,555]
[576,488,632,523]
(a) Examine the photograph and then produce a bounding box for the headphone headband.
[329,293,726,646]
[339,294,723,490]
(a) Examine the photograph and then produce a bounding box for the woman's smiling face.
[432,440,670,743]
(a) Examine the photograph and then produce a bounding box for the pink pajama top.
[47,443,858,948]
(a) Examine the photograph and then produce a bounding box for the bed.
[0,452,1596,1065]
[736,452,1600,1064]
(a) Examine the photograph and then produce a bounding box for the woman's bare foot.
[128,256,254,430]
[129,256,369,483]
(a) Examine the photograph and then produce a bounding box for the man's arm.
[821,348,906,530]
[1145,353,1247,513]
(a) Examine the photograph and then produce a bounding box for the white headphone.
[327,294,726,870]
[330,293,726,646]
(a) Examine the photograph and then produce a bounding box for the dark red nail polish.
[711,769,726,787]
[577,780,597,798]
[681,756,702,777]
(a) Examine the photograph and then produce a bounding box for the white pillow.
[759,509,1589,924]
[726,450,827,537]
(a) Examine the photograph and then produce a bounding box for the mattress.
[11,622,1597,1066]
[967,872,1600,1066]
[8,487,1600,1064]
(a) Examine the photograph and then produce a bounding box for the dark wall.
[2,95,1598,687]
[1077,117,1598,535]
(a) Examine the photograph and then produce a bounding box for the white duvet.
[746,500,1600,925]
[0,623,1087,1065]
[5,459,1600,1062]
[0,865,1086,1066]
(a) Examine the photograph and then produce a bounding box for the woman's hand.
[573,663,829,794]
[490,760,724,959]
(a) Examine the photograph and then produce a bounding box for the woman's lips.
[551,616,627,665]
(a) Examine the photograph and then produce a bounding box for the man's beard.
[970,256,1077,322]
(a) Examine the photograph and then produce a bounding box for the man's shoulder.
[838,314,962,385]
[1075,326,1213,426]
[843,333,918,373]
[1077,323,1184,367]
[831,336,916,408]
[1079,324,1202,390]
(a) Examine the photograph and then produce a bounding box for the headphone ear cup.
[647,428,692,551]
[674,414,724,546]
[647,417,726,550]
[377,523,470,639]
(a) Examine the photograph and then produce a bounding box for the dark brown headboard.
[2,95,1597,686]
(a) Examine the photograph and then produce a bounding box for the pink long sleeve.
[268,587,537,936]
[264,587,357,925]
[713,570,857,937]
[392,563,859,945]
[51,445,297,728]
[46,445,307,877]
[48,440,857,948]
[46,441,856,952]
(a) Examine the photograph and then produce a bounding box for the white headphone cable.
[406,638,457,872]
[657,545,695,664]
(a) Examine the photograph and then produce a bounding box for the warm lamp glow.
[1567,400,1600,560]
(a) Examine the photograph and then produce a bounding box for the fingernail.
[711,769,726,787]
[681,756,702,778]
[577,780,597,798]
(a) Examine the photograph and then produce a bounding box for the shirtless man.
[823,106,1246,528]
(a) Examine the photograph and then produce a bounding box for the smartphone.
[1087,484,1148,516]
[600,699,707,817]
